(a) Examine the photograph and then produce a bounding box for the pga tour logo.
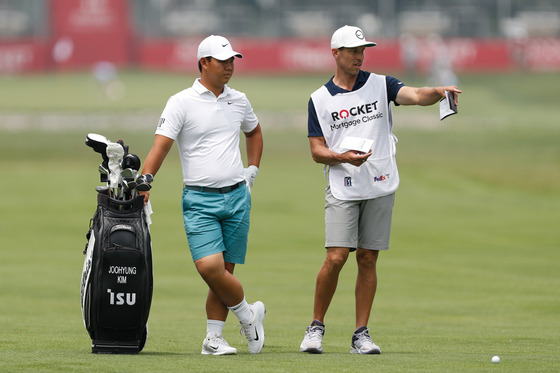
[344,177,352,187]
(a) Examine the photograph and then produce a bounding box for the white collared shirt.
[156,79,259,187]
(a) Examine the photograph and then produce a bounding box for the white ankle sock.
[228,298,252,324]
[206,319,225,337]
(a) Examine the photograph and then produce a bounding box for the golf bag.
[80,184,153,354]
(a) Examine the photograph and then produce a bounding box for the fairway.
[1,71,559,372]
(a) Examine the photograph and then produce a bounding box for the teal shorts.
[182,184,251,264]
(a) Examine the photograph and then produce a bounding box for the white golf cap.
[331,25,376,49]
[197,35,243,61]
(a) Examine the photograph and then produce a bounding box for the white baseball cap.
[331,25,376,49]
[197,35,243,61]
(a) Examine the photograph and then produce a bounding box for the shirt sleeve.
[386,76,405,105]
[155,95,184,140]
[307,98,324,137]
[241,95,259,133]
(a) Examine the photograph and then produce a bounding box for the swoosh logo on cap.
[222,43,229,47]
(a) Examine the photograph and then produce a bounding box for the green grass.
[0,71,329,112]
[0,71,559,372]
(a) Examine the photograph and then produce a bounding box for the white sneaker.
[201,334,237,355]
[350,328,381,354]
[299,323,325,354]
[240,301,266,354]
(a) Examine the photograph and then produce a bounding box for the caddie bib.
[311,73,399,200]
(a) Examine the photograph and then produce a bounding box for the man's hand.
[244,165,259,193]
[139,191,150,205]
[136,174,153,205]
[438,85,462,106]
[344,151,372,167]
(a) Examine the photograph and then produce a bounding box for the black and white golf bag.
[81,193,153,353]
[81,133,154,354]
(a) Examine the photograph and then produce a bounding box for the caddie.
[300,25,462,355]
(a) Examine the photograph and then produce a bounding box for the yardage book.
[439,90,458,120]
[340,136,374,153]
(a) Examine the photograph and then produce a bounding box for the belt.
[184,181,244,194]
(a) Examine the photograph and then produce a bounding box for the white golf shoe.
[201,334,237,356]
[350,327,381,354]
[240,301,266,354]
[299,322,325,354]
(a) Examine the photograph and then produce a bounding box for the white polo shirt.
[156,79,259,187]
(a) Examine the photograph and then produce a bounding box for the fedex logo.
[374,174,389,182]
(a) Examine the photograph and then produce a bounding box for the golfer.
[299,25,461,354]
[140,35,265,355]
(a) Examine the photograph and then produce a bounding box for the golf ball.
[492,356,500,363]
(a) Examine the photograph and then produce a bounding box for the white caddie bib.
[311,73,399,200]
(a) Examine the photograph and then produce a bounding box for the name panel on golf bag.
[99,246,147,329]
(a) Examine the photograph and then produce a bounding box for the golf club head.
[135,183,151,192]
[121,168,135,179]
[98,164,109,183]
[95,186,109,194]
[86,133,110,154]
[135,174,152,191]
[116,139,129,156]
[106,142,125,159]
[122,178,139,201]
[122,153,141,171]
[99,164,109,175]
[86,133,111,166]
[106,142,125,189]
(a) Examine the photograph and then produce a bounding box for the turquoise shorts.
[182,184,251,264]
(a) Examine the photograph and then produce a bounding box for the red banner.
[0,40,49,73]
[2,34,560,74]
[523,39,560,70]
[137,37,529,74]
[49,0,131,70]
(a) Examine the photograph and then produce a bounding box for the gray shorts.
[324,186,395,251]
